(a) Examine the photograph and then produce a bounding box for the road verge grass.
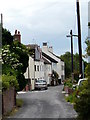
[2,98,23,118]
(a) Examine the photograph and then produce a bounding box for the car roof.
[79,78,87,81]
[78,78,87,85]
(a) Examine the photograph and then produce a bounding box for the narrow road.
[9,85,77,118]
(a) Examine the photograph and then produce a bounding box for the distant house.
[24,43,65,89]
[42,43,65,84]
[24,44,44,90]
[13,29,65,90]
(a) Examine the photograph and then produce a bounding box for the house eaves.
[42,52,58,63]
[42,56,51,64]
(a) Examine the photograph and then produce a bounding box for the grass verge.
[2,98,23,118]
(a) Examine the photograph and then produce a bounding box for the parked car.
[73,78,87,89]
[35,79,48,90]
[77,78,87,87]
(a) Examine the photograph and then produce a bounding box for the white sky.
[0,0,89,56]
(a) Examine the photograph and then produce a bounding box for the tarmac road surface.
[9,85,77,118]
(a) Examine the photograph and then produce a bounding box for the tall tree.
[2,28,29,91]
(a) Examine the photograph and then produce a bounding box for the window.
[34,65,36,71]
[37,66,39,71]
[62,65,64,70]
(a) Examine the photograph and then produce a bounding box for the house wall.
[61,61,65,81]
[24,56,35,90]
[35,47,40,60]
[44,64,52,85]
[42,43,65,81]
[35,61,44,80]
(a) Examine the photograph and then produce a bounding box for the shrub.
[65,89,78,103]
[64,78,73,88]
[74,78,90,120]
[2,74,19,90]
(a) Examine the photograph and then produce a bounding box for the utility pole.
[76,0,82,78]
[70,30,73,75]
[1,14,3,28]
[0,14,3,48]
[67,30,74,84]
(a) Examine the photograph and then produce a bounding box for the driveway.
[9,85,77,118]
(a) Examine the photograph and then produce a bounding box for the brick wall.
[2,87,16,115]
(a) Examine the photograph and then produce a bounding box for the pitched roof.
[42,52,58,63]
[42,56,51,64]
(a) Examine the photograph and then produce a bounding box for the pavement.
[8,85,77,119]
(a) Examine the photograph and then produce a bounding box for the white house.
[24,56,35,90]
[24,43,65,90]
[42,43,65,83]
[24,44,44,90]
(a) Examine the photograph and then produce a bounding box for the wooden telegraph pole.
[76,0,82,78]
[67,30,74,83]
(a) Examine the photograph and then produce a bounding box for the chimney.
[42,42,48,52]
[49,46,53,53]
[14,30,21,43]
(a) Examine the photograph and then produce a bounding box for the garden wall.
[2,87,16,115]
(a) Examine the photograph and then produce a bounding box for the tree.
[60,52,87,80]
[51,70,59,85]
[2,28,29,91]
[2,28,13,46]
[60,52,71,78]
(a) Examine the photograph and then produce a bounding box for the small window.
[37,66,39,71]
[34,65,36,71]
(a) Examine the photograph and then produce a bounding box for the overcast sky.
[0,0,89,56]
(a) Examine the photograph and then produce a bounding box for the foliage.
[74,39,90,120]
[16,99,23,107]
[64,78,73,88]
[2,28,13,46]
[10,41,29,74]
[60,52,71,78]
[51,70,59,85]
[74,80,90,120]
[65,91,76,103]
[2,74,19,90]
[2,28,29,91]
[52,70,59,79]
[60,52,87,79]
[17,73,27,91]
[85,40,90,56]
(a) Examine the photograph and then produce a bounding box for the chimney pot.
[18,31,20,34]
[15,30,17,34]
[43,42,47,46]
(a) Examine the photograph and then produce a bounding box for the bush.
[2,74,19,90]
[65,89,78,103]
[64,78,73,88]
[74,78,90,120]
